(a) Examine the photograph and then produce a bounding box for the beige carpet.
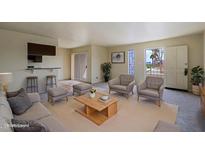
[43,92,178,132]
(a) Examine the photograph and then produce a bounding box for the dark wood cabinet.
[28,42,56,56]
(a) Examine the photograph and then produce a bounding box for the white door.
[165,46,188,90]
[165,47,177,88]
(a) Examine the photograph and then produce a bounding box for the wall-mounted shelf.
[25,67,61,73]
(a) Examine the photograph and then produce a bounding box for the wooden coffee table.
[74,92,118,125]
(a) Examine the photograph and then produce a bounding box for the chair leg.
[137,95,139,101]
[157,100,161,107]
[66,96,68,102]
[126,93,129,99]
[109,89,111,94]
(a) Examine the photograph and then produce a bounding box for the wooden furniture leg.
[102,102,117,118]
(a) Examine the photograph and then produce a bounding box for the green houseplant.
[101,62,111,82]
[191,66,204,95]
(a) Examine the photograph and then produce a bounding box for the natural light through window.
[128,49,135,75]
[145,48,165,76]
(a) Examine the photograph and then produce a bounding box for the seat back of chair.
[120,74,135,86]
[146,76,164,90]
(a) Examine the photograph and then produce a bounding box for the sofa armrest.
[137,81,146,92]
[27,93,41,103]
[159,85,164,99]
[108,78,120,86]
[127,80,136,91]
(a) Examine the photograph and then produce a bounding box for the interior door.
[73,53,88,82]
[165,46,188,90]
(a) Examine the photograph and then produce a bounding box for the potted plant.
[101,62,111,82]
[191,66,204,95]
[89,88,96,98]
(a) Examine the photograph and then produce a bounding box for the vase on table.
[89,92,96,98]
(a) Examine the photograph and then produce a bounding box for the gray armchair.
[137,76,164,106]
[108,74,135,98]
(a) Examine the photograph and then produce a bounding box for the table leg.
[84,105,96,115]
[102,102,117,118]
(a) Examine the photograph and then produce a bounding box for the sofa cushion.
[120,74,134,86]
[138,89,159,98]
[0,94,12,112]
[7,89,32,115]
[110,85,127,91]
[37,116,66,132]
[0,92,14,131]
[0,104,13,120]
[11,119,49,132]
[0,91,5,97]
[15,102,51,121]
[0,117,13,132]
[48,87,68,97]
[27,93,41,103]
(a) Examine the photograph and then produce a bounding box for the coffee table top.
[74,92,118,111]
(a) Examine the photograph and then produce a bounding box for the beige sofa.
[0,91,66,132]
[108,74,135,98]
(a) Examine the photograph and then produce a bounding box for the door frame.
[71,52,88,82]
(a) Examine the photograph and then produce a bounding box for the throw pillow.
[11,119,49,132]
[6,88,25,98]
[7,89,32,115]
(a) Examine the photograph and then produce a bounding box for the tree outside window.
[145,48,165,75]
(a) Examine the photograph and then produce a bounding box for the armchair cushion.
[138,89,159,98]
[146,76,164,90]
[109,85,127,91]
[120,74,134,86]
[137,81,147,91]
[108,78,120,86]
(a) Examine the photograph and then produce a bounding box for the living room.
[2,0,205,153]
[1,23,205,133]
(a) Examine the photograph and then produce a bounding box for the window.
[145,48,165,76]
[128,49,135,75]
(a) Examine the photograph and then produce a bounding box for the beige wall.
[108,33,204,90]
[0,29,70,92]
[91,45,108,83]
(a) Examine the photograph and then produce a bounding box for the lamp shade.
[0,72,13,84]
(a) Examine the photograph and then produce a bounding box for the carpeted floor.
[93,82,205,132]
[41,81,205,131]
[43,94,177,132]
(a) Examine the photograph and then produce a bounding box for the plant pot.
[192,85,200,95]
[104,75,110,82]
[89,93,96,98]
